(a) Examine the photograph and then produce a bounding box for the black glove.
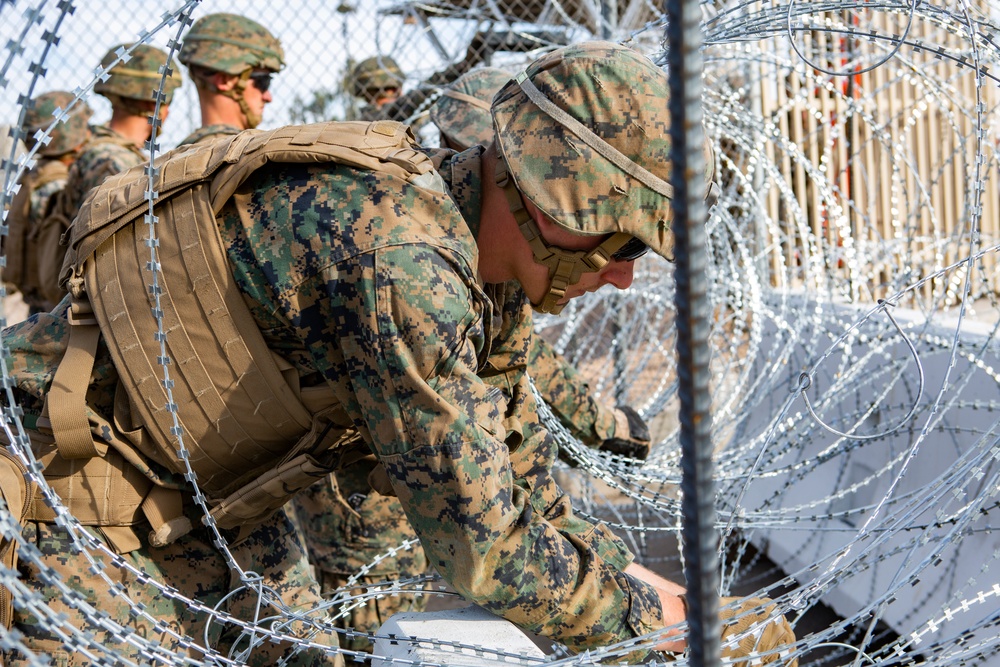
[598,404,651,460]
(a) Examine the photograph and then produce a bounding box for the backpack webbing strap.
[45,296,107,460]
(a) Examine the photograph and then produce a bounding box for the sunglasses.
[249,71,274,93]
[611,236,649,262]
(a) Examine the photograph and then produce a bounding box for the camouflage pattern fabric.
[177,123,241,147]
[56,125,145,221]
[423,66,644,450]
[430,67,511,151]
[5,510,342,667]
[95,43,182,103]
[527,335,618,447]
[22,91,92,157]
[3,135,666,659]
[348,55,404,102]
[492,41,716,258]
[179,13,285,75]
[214,144,662,656]
[32,125,145,305]
[292,458,428,653]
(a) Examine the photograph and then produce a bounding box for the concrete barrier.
[372,605,547,666]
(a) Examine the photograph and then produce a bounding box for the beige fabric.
[50,121,435,544]
[719,596,799,667]
[45,297,105,460]
[5,160,68,305]
[0,447,34,630]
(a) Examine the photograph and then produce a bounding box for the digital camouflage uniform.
[3,113,664,666]
[430,66,645,450]
[5,91,91,313]
[1,299,335,666]
[349,55,404,122]
[349,36,491,129]
[63,42,183,213]
[296,65,654,653]
[56,124,145,217]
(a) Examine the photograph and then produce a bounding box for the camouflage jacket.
[528,335,619,446]
[176,123,241,147]
[58,125,145,216]
[3,141,663,655]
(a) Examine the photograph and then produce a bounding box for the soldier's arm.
[529,335,652,459]
[337,244,668,657]
[528,335,616,446]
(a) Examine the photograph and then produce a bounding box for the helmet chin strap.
[223,68,262,129]
[494,155,631,315]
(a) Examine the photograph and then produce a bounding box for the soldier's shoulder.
[178,124,242,147]
[72,140,144,182]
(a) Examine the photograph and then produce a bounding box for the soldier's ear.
[213,71,239,93]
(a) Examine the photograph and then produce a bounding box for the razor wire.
[0,0,999,665]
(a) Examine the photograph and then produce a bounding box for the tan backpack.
[48,120,439,544]
[5,160,68,310]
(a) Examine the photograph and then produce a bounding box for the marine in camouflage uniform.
[5,91,92,314]
[348,33,500,130]
[43,44,182,304]
[296,66,655,653]
[1,42,797,665]
[60,43,182,212]
[431,66,652,455]
[177,12,284,147]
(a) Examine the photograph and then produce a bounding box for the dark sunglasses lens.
[250,73,272,93]
[612,237,649,262]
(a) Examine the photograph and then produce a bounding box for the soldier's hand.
[718,596,798,667]
[599,405,651,460]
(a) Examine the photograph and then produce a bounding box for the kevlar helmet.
[350,55,404,102]
[95,43,183,104]
[179,13,285,75]
[491,41,719,313]
[23,91,92,156]
[430,67,511,151]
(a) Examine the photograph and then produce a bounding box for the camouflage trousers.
[291,457,429,653]
[5,509,343,667]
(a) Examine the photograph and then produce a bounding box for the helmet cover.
[23,91,92,156]
[492,41,718,260]
[95,43,183,104]
[350,55,404,101]
[431,67,511,151]
[179,13,285,75]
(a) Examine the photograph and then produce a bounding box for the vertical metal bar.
[664,0,721,665]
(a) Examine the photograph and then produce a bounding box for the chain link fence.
[1,0,668,149]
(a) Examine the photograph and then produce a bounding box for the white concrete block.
[372,605,547,666]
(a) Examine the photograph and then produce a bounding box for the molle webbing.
[61,121,432,506]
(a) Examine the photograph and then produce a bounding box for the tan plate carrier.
[22,121,437,553]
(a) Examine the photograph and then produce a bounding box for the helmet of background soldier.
[179,13,285,76]
[94,43,183,104]
[23,91,92,156]
[430,67,511,151]
[491,40,719,263]
[349,55,404,102]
